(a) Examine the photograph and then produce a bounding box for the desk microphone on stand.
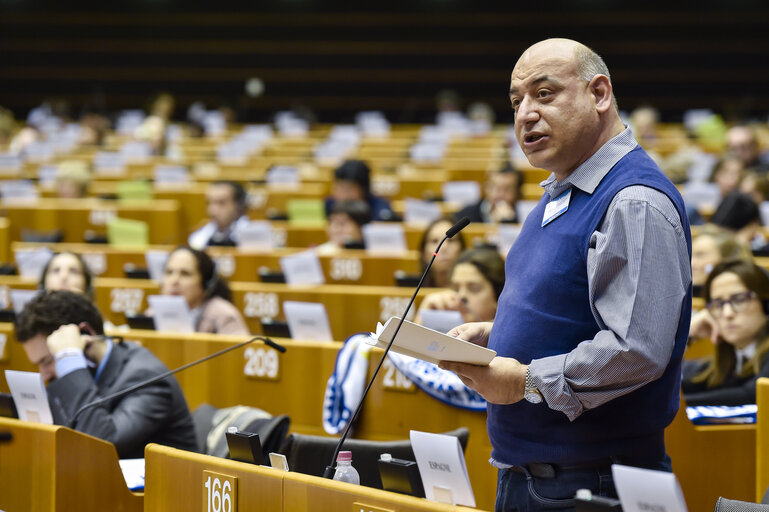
[322,216,471,479]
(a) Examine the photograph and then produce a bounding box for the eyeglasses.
[706,291,757,317]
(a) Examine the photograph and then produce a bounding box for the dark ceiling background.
[1,2,768,124]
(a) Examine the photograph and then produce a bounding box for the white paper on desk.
[236,221,275,250]
[145,250,169,283]
[362,224,407,255]
[495,224,522,257]
[283,301,333,341]
[280,249,325,285]
[147,295,194,333]
[10,289,38,315]
[404,198,442,225]
[119,458,146,491]
[612,464,688,512]
[368,317,495,366]
[442,181,481,207]
[419,310,465,334]
[4,370,53,424]
[266,165,300,186]
[410,430,475,507]
[14,247,53,279]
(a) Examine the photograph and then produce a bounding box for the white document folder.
[367,317,496,366]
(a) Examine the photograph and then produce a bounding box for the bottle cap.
[380,453,392,462]
[575,488,593,500]
[227,426,238,434]
[337,450,352,462]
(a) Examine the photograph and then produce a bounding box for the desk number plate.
[203,470,238,512]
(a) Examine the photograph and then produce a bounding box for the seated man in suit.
[14,290,198,458]
[453,162,522,224]
[188,180,251,249]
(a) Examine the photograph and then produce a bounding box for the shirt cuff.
[54,351,88,378]
[528,355,584,421]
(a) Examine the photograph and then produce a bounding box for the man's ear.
[589,74,614,113]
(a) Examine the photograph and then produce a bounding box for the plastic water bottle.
[332,450,360,485]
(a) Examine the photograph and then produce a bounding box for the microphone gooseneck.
[67,335,285,429]
[322,216,471,479]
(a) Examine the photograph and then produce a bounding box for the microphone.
[67,335,286,429]
[322,216,471,479]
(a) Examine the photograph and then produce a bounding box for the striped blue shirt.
[529,128,692,421]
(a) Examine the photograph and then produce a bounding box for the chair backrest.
[192,404,290,462]
[280,427,469,489]
[714,497,769,511]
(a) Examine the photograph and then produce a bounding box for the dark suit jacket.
[682,352,769,406]
[47,341,198,458]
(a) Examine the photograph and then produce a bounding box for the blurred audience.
[726,124,769,173]
[710,192,763,249]
[416,247,505,325]
[691,225,752,291]
[419,218,467,288]
[189,181,250,249]
[453,162,522,224]
[685,260,769,405]
[324,159,394,222]
[317,200,371,254]
[159,246,249,335]
[709,154,744,199]
[39,252,93,299]
[54,160,91,199]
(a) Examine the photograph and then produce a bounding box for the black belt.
[509,458,616,479]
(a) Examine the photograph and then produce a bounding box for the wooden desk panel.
[114,330,495,510]
[0,276,431,341]
[144,444,283,512]
[0,417,142,512]
[0,217,9,264]
[757,378,769,502]
[284,471,485,512]
[12,242,422,287]
[665,400,756,511]
[1,198,182,245]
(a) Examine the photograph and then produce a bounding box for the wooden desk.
[145,443,485,512]
[112,330,495,510]
[144,444,283,512]
[665,399,756,511]
[757,377,769,501]
[0,217,9,264]
[0,276,432,341]
[0,417,142,512]
[12,242,422,287]
[0,198,182,245]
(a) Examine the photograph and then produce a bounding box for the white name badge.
[5,370,53,424]
[279,249,325,286]
[410,430,475,507]
[362,223,408,254]
[283,301,333,341]
[147,295,194,333]
[541,188,572,227]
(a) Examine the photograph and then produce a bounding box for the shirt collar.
[93,339,114,384]
[540,127,638,198]
[735,342,757,374]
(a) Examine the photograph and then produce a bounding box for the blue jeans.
[494,456,672,512]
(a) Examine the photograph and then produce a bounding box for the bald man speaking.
[440,39,692,510]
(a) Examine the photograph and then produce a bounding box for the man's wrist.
[54,347,84,361]
[524,365,544,404]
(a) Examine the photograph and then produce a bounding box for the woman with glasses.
[684,259,769,405]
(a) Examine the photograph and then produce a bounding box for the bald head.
[509,38,624,180]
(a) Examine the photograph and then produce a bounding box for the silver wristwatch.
[524,366,543,404]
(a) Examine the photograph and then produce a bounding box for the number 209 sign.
[203,471,237,512]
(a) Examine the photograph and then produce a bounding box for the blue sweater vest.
[487,147,692,466]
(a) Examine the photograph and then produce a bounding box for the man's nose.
[517,96,539,124]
